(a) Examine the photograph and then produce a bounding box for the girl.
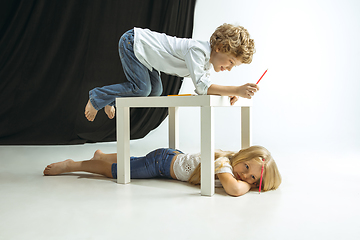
[43,146,281,197]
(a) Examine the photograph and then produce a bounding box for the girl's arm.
[217,172,251,197]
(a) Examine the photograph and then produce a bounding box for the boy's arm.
[207,83,259,99]
[217,172,251,197]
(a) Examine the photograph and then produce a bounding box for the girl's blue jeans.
[111,148,183,179]
[89,29,163,110]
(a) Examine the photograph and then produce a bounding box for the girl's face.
[232,159,263,186]
[210,47,242,72]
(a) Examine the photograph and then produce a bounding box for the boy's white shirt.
[133,27,212,95]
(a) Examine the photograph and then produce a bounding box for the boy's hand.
[237,83,259,99]
[229,96,239,105]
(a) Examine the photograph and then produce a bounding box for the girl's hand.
[229,96,239,105]
[237,83,259,99]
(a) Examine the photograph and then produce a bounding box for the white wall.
[132,0,360,157]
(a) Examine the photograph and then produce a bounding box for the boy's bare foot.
[104,105,115,119]
[43,159,74,176]
[90,149,103,161]
[85,99,98,121]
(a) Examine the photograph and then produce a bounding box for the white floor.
[0,142,359,240]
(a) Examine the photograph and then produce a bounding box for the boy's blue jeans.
[111,148,183,179]
[89,29,163,110]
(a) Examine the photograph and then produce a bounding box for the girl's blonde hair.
[188,146,281,192]
[210,23,255,64]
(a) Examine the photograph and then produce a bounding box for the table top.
[116,95,252,107]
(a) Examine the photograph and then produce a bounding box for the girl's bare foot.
[90,149,103,161]
[104,105,115,119]
[85,99,98,121]
[43,159,74,176]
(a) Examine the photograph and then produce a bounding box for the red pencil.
[256,69,268,84]
[259,158,265,193]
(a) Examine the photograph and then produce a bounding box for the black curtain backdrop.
[0,0,196,144]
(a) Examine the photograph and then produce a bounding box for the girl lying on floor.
[43,145,281,197]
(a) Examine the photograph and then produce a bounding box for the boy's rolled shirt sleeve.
[184,47,212,95]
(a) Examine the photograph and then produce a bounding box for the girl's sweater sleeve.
[215,157,234,176]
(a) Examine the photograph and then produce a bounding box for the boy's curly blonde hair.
[210,23,255,64]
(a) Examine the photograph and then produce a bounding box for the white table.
[116,95,252,196]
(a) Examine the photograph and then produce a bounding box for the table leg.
[168,107,179,149]
[241,106,252,149]
[117,106,130,184]
[201,106,214,196]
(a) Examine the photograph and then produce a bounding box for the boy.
[85,23,259,121]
